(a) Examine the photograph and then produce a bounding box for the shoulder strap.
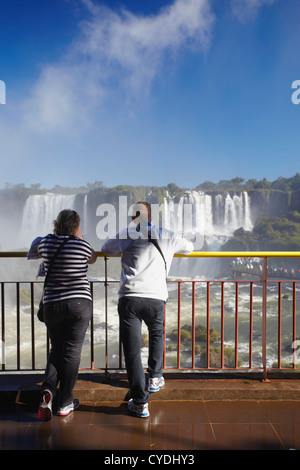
[148,230,167,273]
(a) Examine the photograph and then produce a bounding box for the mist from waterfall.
[19,193,76,248]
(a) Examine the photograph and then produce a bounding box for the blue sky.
[0,0,299,190]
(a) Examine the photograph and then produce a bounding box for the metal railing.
[1,251,300,381]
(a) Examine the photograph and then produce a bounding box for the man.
[101,201,193,418]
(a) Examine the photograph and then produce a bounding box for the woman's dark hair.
[53,209,80,235]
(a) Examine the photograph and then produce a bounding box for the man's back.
[101,223,193,301]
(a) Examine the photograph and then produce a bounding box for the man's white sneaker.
[128,398,149,418]
[57,399,79,416]
[148,376,165,392]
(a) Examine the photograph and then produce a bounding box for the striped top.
[38,234,93,303]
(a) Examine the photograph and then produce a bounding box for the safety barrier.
[1,251,300,381]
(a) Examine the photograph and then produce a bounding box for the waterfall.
[164,191,253,278]
[16,190,253,252]
[19,193,76,248]
[243,191,253,231]
[163,191,253,251]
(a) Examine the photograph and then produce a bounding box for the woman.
[37,209,97,421]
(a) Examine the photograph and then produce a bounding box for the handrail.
[1,251,300,258]
[1,250,300,380]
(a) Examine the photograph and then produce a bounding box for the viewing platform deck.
[1,371,300,451]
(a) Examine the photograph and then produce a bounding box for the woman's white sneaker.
[38,390,53,422]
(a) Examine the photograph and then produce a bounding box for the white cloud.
[231,0,275,22]
[18,0,278,137]
[21,0,215,134]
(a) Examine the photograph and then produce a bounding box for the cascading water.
[17,190,253,252]
[19,193,76,248]
[164,191,253,278]
[163,191,253,251]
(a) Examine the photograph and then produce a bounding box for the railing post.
[163,302,167,369]
[278,282,282,369]
[90,282,95,370]
[207,282,210,369]
[262,257,270,382]
[249,281,254,369]
[1,283,5,371]
[16,282,21,370]
[192,281,195,369]
[235,282,239,369]
[30,282,35,370]
[220,281,225,369]
[177,282,181,369]
[292,282,297,370]
[104,256,109,379]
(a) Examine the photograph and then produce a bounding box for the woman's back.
[38,234,93,303]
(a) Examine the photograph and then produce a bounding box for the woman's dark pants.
[43,298,92,408]
[118,296,165,405]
